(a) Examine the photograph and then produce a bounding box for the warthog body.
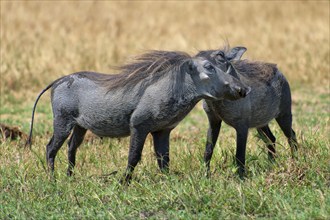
[27,50,249,182]
[196,47,298,177]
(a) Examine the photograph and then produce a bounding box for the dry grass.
[1,1,329,97]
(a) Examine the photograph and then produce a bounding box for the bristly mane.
[81,50,191,90]
[232,60,278,82]
[220,44,278,81]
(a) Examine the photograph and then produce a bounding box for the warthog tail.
[25,82,55,148]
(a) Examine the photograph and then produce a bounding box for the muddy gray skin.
[196,46,298,178]
[26,50,250,183]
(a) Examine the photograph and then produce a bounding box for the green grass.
[1,87,329,219]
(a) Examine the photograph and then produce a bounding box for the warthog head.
[197,46,247,78]
[188,56,250,100]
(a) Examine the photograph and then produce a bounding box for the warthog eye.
[204,63,215,74]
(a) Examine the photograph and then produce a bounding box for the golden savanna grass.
[0,1,329,219]
[1,1,329,95]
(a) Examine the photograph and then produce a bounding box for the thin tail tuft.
[25,82,55,149]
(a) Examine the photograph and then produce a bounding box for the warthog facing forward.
[196,46,298,177]
[27,50,250,182]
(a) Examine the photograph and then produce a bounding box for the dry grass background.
[0,2,329,219]
[1,1,329,96]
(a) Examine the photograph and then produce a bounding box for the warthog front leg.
[204,116,222,177]
[235,126,248,179]
[151,129,171,172]
[122,127,148,184]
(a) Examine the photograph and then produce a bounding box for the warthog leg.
[46,112,75,178]
[123,127,148,184]
[204,118,222,177]
[235,126,249,179]
[46,126,72,176]
[276,114,298,158]
[151,129,171,172]
[257,125,276,161]
[67,125,87,176]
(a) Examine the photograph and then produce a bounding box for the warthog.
[196,46,298,177]
[27,50,250,182]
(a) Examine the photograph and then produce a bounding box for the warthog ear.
[226,47,247,61]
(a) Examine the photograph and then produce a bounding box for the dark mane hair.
[232,60,278,82]
[80,50,191,90]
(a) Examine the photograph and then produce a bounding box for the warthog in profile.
[27,50,250,183]
[196,46,298,177]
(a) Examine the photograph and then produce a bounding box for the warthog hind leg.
[257,125,276,161]
[67,125,87,176]
[276,114,298,158]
